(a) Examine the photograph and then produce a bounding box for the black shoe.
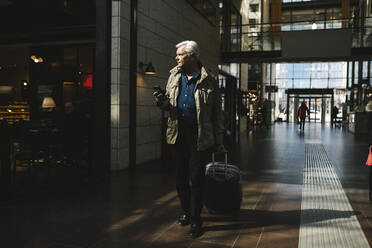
[177,214,190,226]
[369,192,372,202]
[189,223,203,238]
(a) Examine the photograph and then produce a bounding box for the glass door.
[287,93,333,123]
[324,97,332,122]
[307,98,322,123]
[287,96,294,123]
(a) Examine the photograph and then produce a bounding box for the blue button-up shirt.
[177,70,200,130]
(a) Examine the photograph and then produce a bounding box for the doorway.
[286,89,333,123]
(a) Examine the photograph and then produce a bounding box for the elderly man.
[154,40,224,238]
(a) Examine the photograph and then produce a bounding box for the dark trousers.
[175,127,211,224]
[299,117,306,129]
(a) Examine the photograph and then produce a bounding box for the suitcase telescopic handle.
[212,151,228,178]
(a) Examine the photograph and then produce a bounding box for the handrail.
[282,0,322,3]
[240,27,372,36]
[222,16,372,52]
[225,16,372,28]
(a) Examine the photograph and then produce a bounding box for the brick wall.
[111,0,130,171]
[111,0,220,170]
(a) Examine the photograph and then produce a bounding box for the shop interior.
[0,0,97,196]
[0,44,95,192]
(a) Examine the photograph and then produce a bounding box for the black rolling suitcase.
[204,152,242,214]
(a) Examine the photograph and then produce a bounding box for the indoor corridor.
[1,123,371,248]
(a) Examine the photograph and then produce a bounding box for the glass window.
[292,64,302,78]
[326,22,341,29]
[274,62,347,89]
[363,61,368,79]
[281,25,291,31]
[370,61,372,86]
[354,61,359,84]
[329,62,346,78]
[286,64,293,78]
[329,78,347,88]
[277,79,288,89]
[249,19,257,26]
[310,63,328,79]
[288,78,294,88]
[294,79,310,88]
[277,63,290,78]
[230,5,242,52]
[292,24,313,31]
[250,4,259,12]
[348,61,353,79]
[311,79,327,88]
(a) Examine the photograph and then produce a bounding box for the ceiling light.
[139,62,156,75]
[30,55,44,63]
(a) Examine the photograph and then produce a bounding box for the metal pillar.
[129,0,137,171]
[93,0,111,174]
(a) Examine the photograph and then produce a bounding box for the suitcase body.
[204,152,242,214]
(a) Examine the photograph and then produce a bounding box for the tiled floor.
[1,123,371,248]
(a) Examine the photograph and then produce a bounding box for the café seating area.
[1,116,91,192]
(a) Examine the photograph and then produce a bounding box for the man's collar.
[181,68,200,79]
[170,65,210,82]
[170,66,181,74]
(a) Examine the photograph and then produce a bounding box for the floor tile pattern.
[1,124,371,248]
[299,144,370,248]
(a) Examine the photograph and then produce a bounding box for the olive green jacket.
[158,66,224,151]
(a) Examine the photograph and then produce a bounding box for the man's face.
[175,46,190,68]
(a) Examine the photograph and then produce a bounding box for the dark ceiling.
[0,0,96,44]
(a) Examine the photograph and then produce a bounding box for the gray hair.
[176,40,200,59]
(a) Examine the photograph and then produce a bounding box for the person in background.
[298,101,310,130]
[153,40,225,238]
[332,105,339,126]
[260,101,269,128]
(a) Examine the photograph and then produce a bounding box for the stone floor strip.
[298,144,370,248]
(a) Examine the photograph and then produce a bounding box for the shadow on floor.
[203,208,360,233]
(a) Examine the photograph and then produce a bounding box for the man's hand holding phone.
[153,86,165,103]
